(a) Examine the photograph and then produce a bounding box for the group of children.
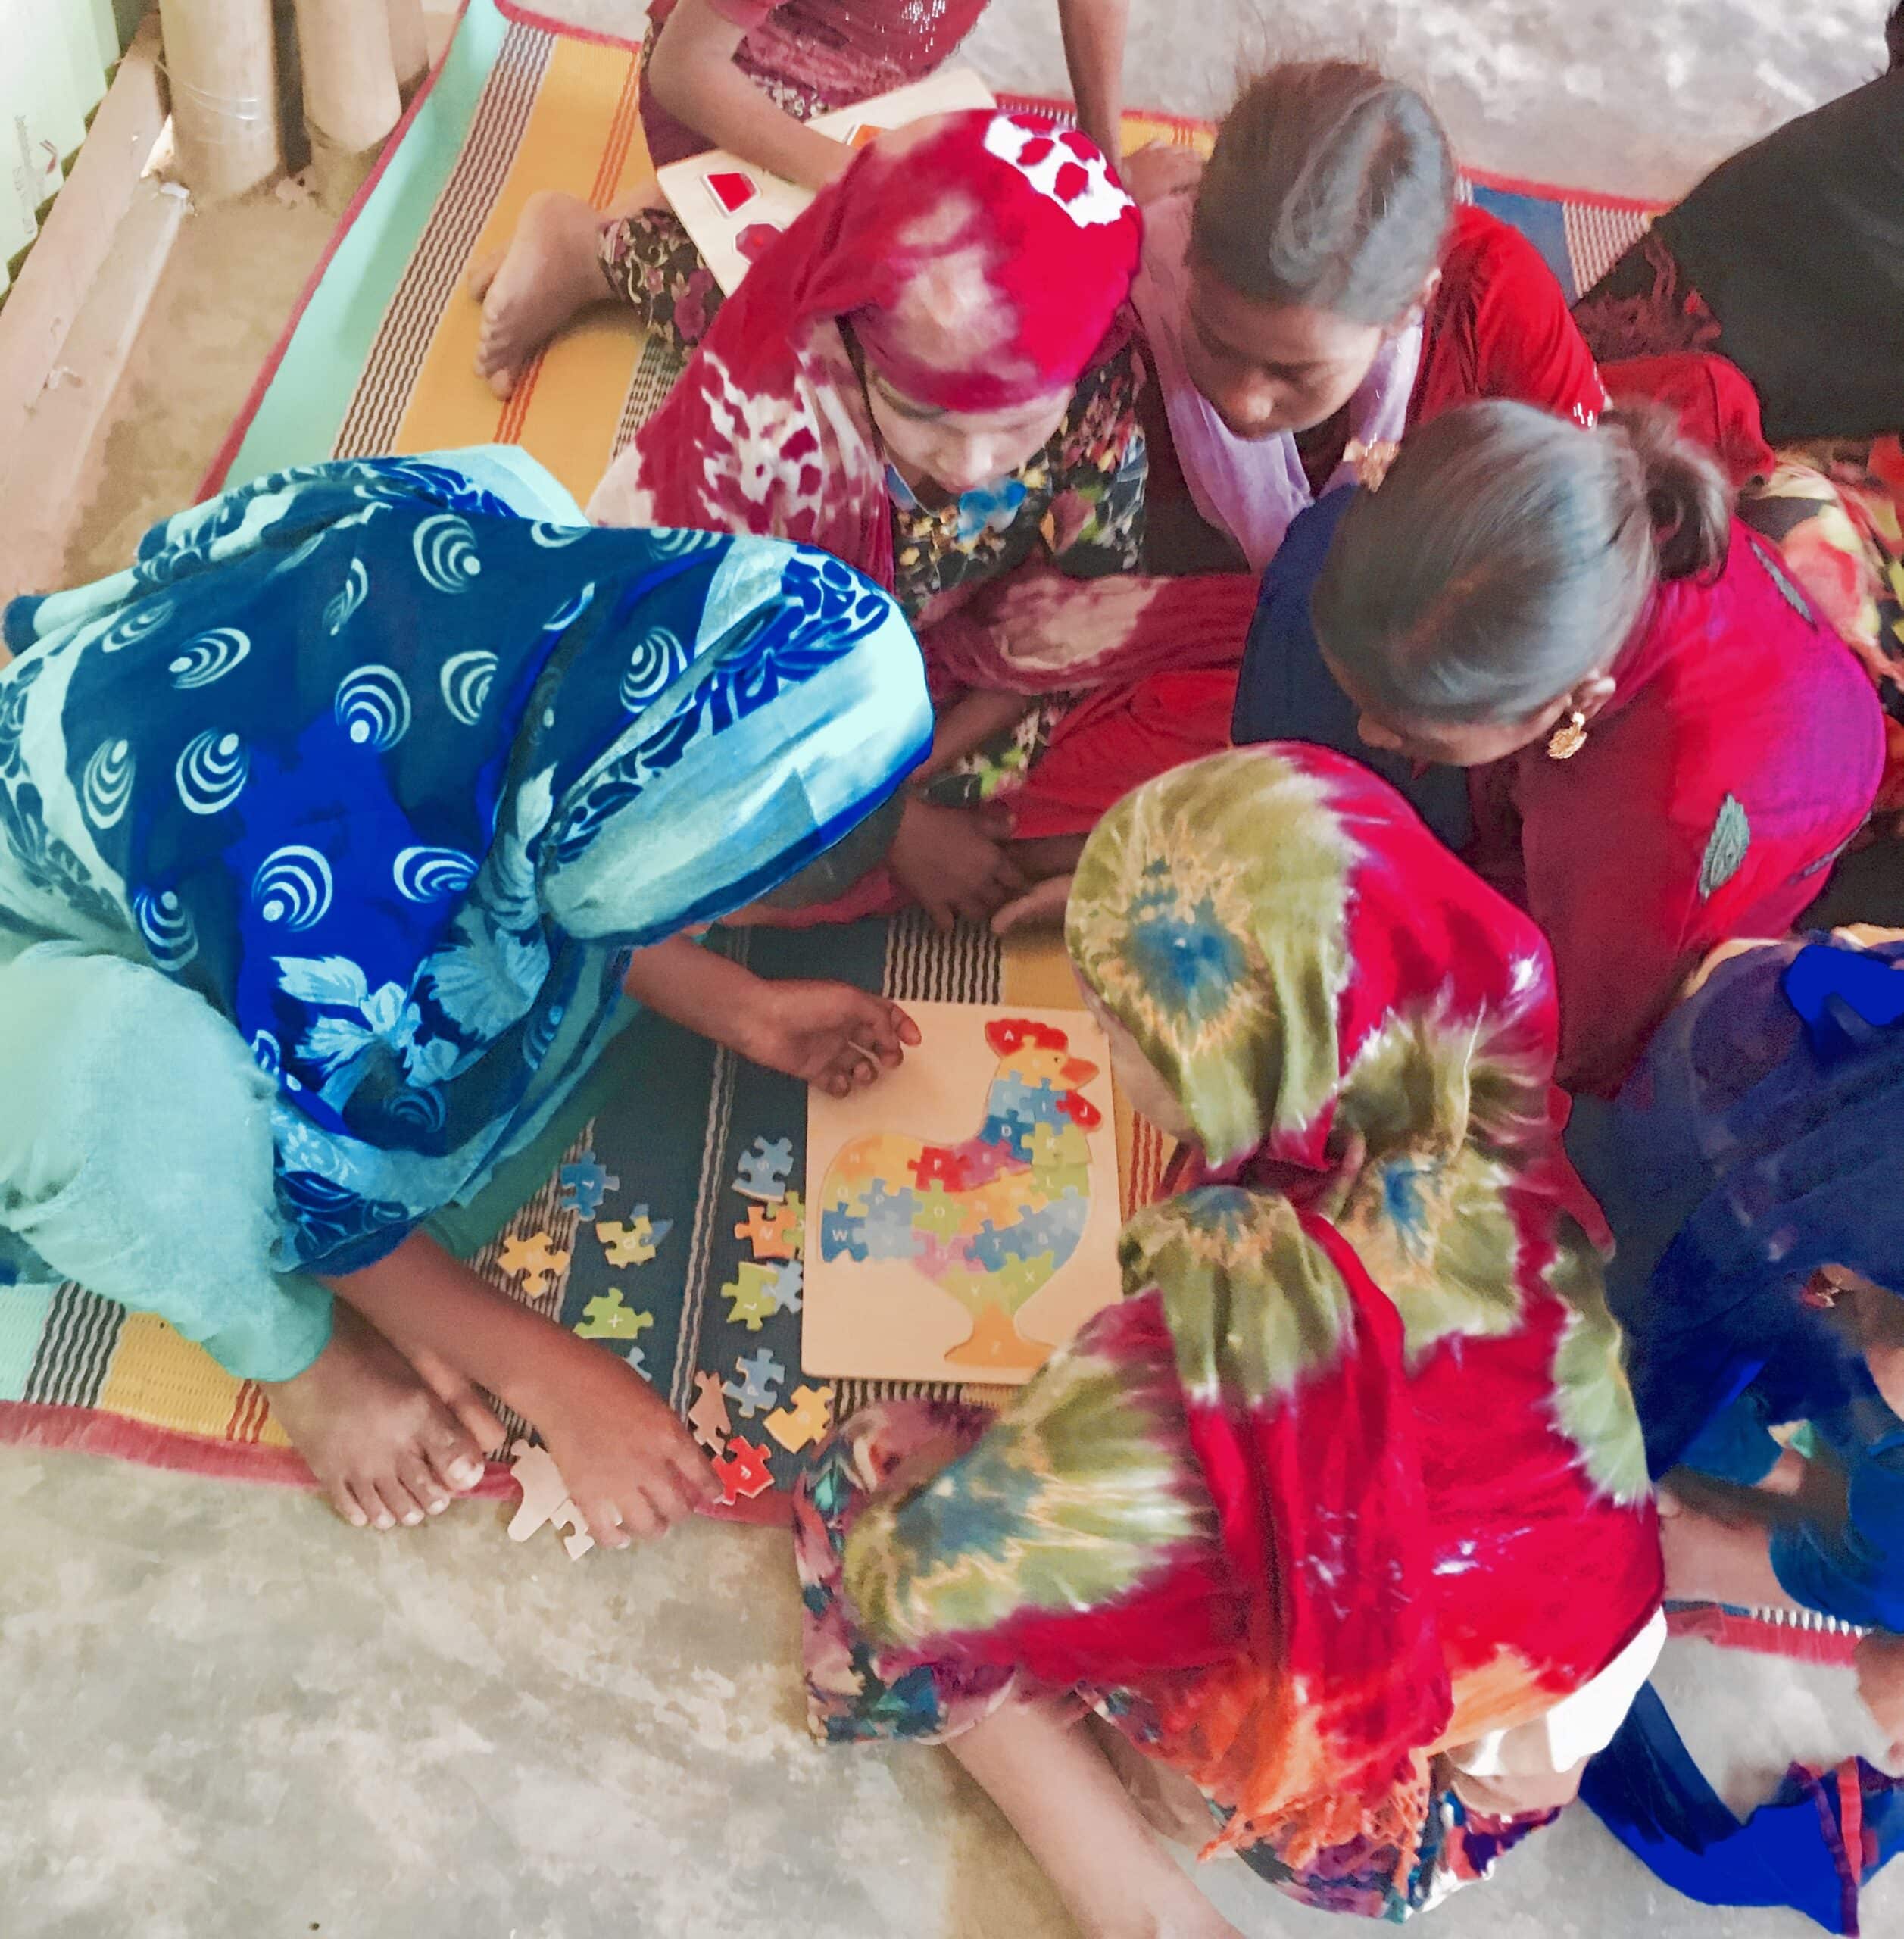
[5,0,1904,1931]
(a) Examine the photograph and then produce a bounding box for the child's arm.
[647,0,854,194]
[912,688,1037,785]
[1056,0,1130,164]
[623,934,919,1094]
[324,1233,718,1547]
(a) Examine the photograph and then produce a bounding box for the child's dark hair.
[1190,60,1456,326]
[1889,2,1903,72]
[1312,399,1732,726]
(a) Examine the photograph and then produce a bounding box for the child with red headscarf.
[591,109,1234,929]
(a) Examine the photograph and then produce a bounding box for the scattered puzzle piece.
[688,1370,732,1453]
[723,1348,786,1419]
[576,1287,653,1341]
[764,1382,835,1453]
[506,1440,595,1560]
[723,1260,784,1332]
[497,1229,570,1297]
[557,1154,620,1220]
[735,1135,795,1201]
[711,1435,775,1505]
[735,1192,804,1260]
[596,1206,673,1269]
[765,1258,804,1314]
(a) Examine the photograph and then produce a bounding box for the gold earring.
[1547,710,1589,761]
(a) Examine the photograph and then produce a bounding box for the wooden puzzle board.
[802,1001,1122,1385]
[655,67,997,295]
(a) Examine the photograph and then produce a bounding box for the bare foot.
[469,189,612,399]
[524,1341,719,1547]
[263,1305,492,1531]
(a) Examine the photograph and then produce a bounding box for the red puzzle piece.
[735,221,782,263]
[711,1435,774,1506]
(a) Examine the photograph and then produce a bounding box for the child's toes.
[400,1457,452,1517]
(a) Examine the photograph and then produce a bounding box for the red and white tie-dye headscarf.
[588,109,1142,586]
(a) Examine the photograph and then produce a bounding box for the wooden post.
[385,0,429,101]
[292,0,401,212]
[155,0,282,201]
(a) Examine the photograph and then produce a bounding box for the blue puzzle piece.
[724,1348,786,1419]
[979,1113,1034,1162]
[766,1259,803,1314]
[821,1207,870,1263]
[991,1075,1067,1129]
[860,1184,925,1260]
[557,1154,620,1221]
[735,1135,796,1201]
[969,1196,1091,1272]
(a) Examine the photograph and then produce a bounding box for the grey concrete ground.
[8,4,1904,1937]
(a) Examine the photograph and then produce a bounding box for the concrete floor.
[8,3,1904,1937]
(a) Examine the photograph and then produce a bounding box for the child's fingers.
[889,1003,922,1048]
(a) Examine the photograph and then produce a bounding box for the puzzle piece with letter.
[735,1190,805,1260]
[497,1230,570,1299]
[557,1154,620,1221]
[735,1135,796,1202]
[723,1349,785,1419]
[765,1382,835,1453]
[722,1261,783,1332]
[506,1441,595,1560]
[576,1288,652,1342]
[596,1207,673,1269]
[711,1436,775,1506]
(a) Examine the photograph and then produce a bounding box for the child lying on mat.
[0,444,927,1544]
[470,0,1131,398]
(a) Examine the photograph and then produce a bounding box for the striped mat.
[5,0,1658,1508]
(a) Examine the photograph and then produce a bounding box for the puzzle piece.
[497,1229,570,1297]
[820,1206,870,1263]
[688,1369,732,1453]
[994,1248,1059,1307]
[860,1183,925,1260]
[557,1154,620,1220]
[1028,1118,1091,1169]
[596,1206,673,1269]
[576,1287,653,1342]
[722,1260,782,1332]
[979,1113,1035,1163]
[735,1190,804,1260]
[907,1144,972,1192]
[993,1075,1067,1129]
[711,1435,775,1506]
[764,1258,803,1314]
[910,1179,968,1241]
[765,1382,835,1453]
[735,1135,795,1201]
[506,1440,595,1560]
[723,1348,786,1419]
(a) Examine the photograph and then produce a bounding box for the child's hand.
[743,981,921,1096]
[888,799,1025,931]
[532,1347,719,1547]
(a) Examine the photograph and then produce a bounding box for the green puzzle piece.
[576,1288,654,1341]
[723,1261,782,1332]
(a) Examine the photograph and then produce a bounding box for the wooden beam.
[0,12,169,475]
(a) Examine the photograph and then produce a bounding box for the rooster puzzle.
[802,1003,1123,1385]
